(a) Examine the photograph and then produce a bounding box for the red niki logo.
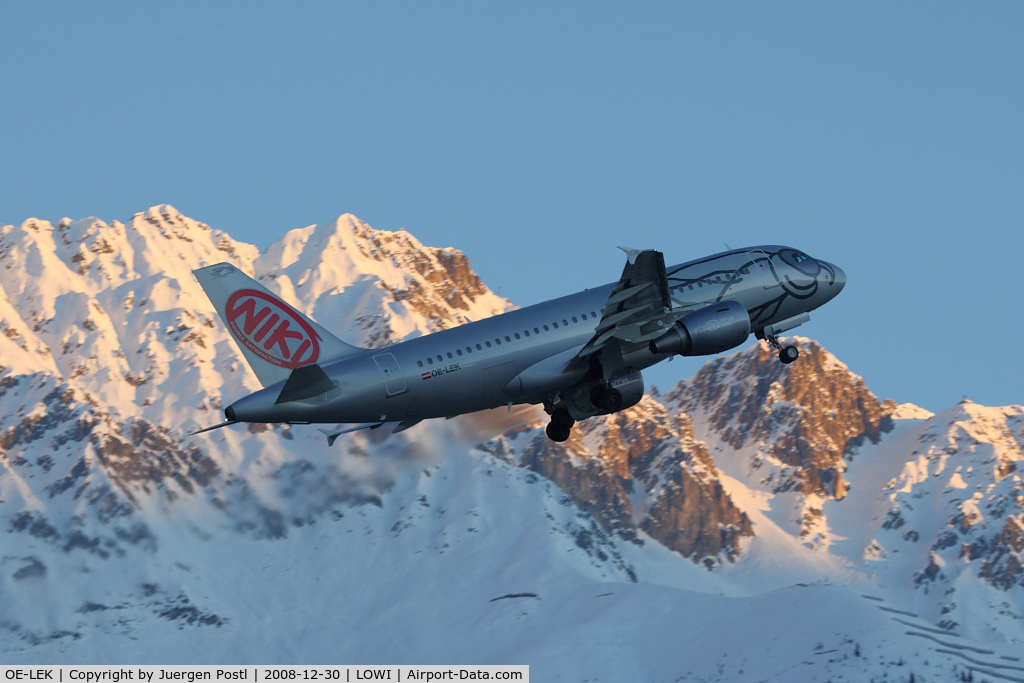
[225,289,321,369]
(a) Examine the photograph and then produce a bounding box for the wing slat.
[565,248,680,374]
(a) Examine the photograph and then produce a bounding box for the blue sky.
[2,3,1021,411]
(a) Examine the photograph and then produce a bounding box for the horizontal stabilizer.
[316,416,420,445]
[188,419,238,436]
[318,416,390,446]
[392,419,422,434]
[275,363,336,404]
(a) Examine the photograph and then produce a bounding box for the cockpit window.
[780,248,821,277]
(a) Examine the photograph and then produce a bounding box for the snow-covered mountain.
[1,207,1021,680]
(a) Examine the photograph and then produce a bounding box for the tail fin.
[193,263,364,387]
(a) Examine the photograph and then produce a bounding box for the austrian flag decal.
[421,363,460,380]
[225,289,321,369]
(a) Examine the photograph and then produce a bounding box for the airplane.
[191,246,845,444]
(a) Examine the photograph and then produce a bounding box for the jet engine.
[563,371,644,421]
[648,300,750,357]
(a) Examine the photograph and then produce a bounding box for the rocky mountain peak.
[1,206,1022,664]
[488,396,753,566]
[256,214,511,347]
[892,402,934,420]
[331,214,505,317]
[866,402,1024,608]
[0,206,517,437]
[665,338,895,499]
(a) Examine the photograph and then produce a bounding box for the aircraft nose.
[821,261,846,297]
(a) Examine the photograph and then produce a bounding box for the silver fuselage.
[227,245,845,425]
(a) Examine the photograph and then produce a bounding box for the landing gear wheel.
[546,421,572,442]
[765,332,798,364]
[551,408,575,430]
[779,345,799,364]
[546,408,574,442]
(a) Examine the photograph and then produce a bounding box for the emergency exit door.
[373,353,408,397]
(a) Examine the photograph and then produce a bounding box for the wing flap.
[574,249,678,359]
[594,301,662,335]
[604,281,654,308]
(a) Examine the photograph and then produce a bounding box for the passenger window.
[572,316,577,323]
[524,330,530,337]
[496,339,501,345]
[466,346,472,353]
[486,341,492,347]
[456,349,463,356]
[553,322,558,329]
[534,327,540,334]
[437,355,443,362]
[505,336,511,342]
[428,357,434,365]
[562,319,568,326]
[476,344,482,350]
[417,360,423,367]
[543,324,549,331]
[581,314,587,321]
[514,333,521,339]
[591,311,597,317]
[447,352,453,359]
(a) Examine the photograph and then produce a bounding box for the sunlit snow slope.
[0,207,1021,681]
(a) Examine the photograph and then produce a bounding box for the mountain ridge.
[0,206,1020,676]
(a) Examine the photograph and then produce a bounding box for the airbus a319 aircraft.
[192,246,845,443]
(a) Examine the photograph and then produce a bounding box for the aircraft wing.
[568,248,691,377]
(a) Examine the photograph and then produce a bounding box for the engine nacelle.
[563,371,644,421]
[649,300,750,356]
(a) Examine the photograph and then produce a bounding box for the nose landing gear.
[779,345,800,364]
[766,334,800,364]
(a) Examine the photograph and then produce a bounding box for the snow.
[658,337,1024,656]
[0,207,1021,678]
[0,444,1008,680]
[893,402,935,420]
[822,419,927,567]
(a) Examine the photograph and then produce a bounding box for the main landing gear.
[767,334,800,365]
[545,408,574,443]
[544,385,622,441]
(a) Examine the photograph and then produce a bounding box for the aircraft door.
[749,250,780,289]
[373,353,408,397]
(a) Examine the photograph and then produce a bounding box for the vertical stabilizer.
[193,263,364,387]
